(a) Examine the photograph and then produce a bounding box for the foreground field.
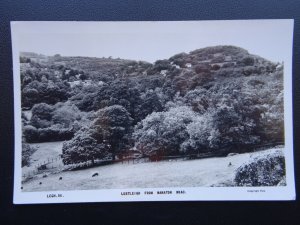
[22,147,284,191]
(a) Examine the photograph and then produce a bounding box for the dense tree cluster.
[21,68,71,108]
[20,45,284,166]
[23,102,91,142]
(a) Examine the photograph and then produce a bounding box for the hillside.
[20,45,284,169]
[20,45,278,81]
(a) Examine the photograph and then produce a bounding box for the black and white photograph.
[12,20,295,203]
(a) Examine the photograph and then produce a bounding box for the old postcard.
[12,20,295,204]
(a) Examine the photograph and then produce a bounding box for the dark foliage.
[91,105,133,160]
[20,45,284,164]
[234,150,285,186]
[62,129,110,165]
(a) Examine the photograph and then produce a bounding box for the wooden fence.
[22,155,63,181]
[22,142,284,181]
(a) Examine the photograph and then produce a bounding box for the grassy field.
[21,147,284,191]
[22,141,64,176]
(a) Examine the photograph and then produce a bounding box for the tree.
[52,103,81,128]
[208,105,260,152]
[27,102,83,142]
[30,103,53,128]
[240,56,255,66]
[22,79,70,107]
[41,80,70,104]
[245,72,284,144]
[133,106,196,157]
[147,59,172,75]
[31,103,53,120]
[22,143,36,167]
[79,73,88,80]
[62,129,108,165]
[23,125,39,143]
[180,113,212,154]
[22,87,40,108]
[91,105,133,159]
[184,89,210,114]
[20,56,31,63]
[135,89,163,122]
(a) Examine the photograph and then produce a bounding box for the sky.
[12,20,293,63]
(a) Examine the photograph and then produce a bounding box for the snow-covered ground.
[21,147,284,191]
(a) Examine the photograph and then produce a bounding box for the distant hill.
[21,46,284,158]
[21,45,279,82]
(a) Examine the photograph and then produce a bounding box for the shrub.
[38,125,74,142]
[234,150,286,186]
[22,88,40,108]
[23,124,74,143]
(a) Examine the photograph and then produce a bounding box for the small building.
[185,63,192,68]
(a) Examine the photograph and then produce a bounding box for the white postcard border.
[12,20,295,204]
